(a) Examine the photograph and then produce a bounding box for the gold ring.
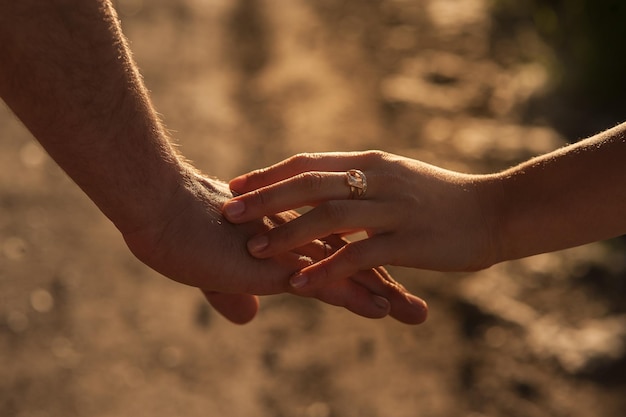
[346,169,367,199]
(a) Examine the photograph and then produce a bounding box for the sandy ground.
[1,1,626,416]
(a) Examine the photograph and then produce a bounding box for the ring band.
[323,242,332,258]
[346,169,367,199]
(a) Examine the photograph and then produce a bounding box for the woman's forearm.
[492,122,626,262]
[0,0,186,233]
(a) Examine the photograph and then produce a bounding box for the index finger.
[229,151,378,194]
[224,171,353,223]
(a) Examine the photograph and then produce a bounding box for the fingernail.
[373,295,390,311]
[229,176,246,191]
[290,273,309,289]
[247,235,269,254]
[408,295,428,312]
[224,200,245,218]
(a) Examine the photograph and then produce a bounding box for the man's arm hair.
[0,0,187,233]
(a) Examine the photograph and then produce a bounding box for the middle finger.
[247,200,390,258]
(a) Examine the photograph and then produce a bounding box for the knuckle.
[319,201,350,224]
[298,171,324,192]
[274,223,298,245]
[247,167,269,182]
[290,153,318,171]
[340,243,366,266]
[249,188,269,209]
[362,150,387,164]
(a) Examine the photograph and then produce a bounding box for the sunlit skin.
[224,125,626,295]
[0,0,427,324]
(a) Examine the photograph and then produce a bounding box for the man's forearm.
[492,122,626,261]
[0,0,186,233]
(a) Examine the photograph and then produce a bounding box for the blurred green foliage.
[492,0,626,109]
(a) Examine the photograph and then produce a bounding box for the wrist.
[471,173,507,268]
[119,163,233,233]
[105,154,189,235]
[118,165,229,262]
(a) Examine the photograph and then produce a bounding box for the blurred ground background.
[2,0,626,416]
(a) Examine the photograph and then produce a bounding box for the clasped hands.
[222,150,498,324]
[121,168,428,326]
[126,149,498,326]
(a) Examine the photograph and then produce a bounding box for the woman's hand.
[224,151,499,293]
